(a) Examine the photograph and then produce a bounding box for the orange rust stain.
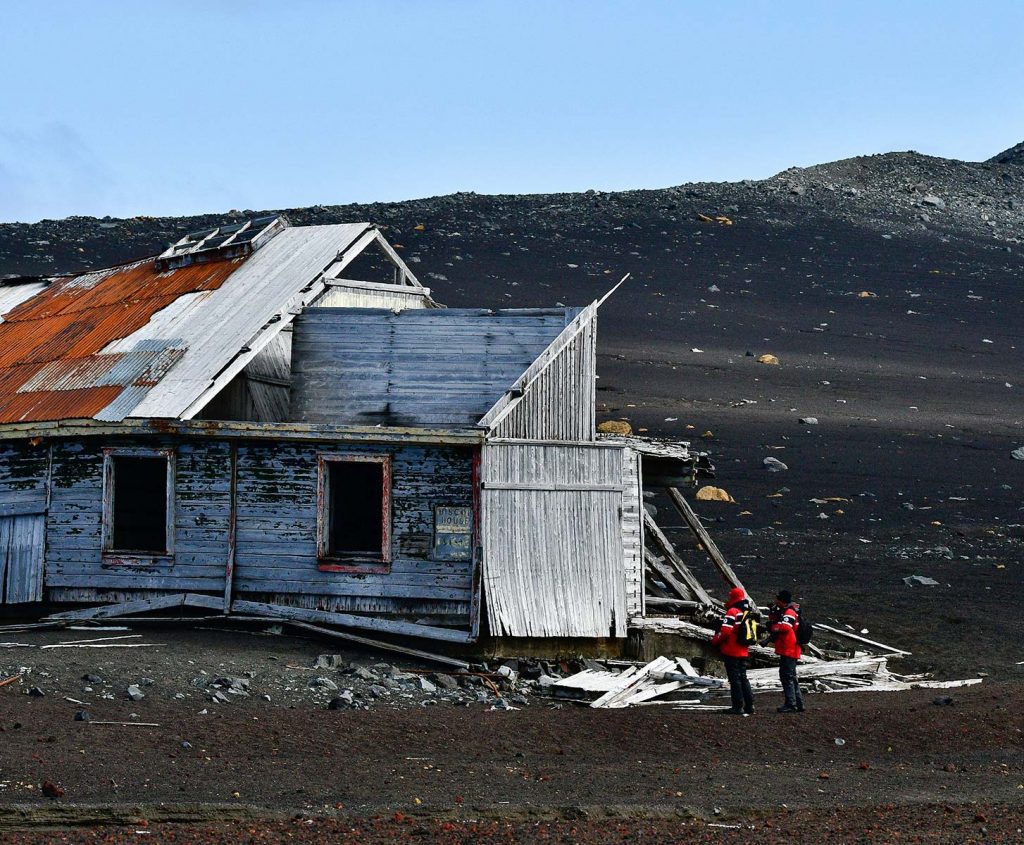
[0,256,245,424]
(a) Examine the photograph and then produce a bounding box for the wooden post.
[666,487,754,608]
[223,443,237,614]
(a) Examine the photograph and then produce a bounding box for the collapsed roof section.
[0,218,430,426]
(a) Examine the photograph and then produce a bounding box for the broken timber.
[282,620,470,671]
[642,511,716,606]
[666,487,752,605]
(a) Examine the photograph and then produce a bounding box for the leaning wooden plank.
[642,512,716,606]
[814,623,911,655]
[282,620,470,671]
[644,548,697,603]
[231,599,472,644]
[666,488,753,605]
[0,621,65,633]
[628,617,785,662]
[675,657,700,677]
[45,595,187,620]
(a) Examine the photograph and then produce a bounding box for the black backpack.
[795,605,814,645]
[734,609,762,647]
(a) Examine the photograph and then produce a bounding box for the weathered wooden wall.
[621,447,644,618]
[38,436,475,629]
[46,439,231,597]
[481,442,627,638]
[232,441,474,625]
[0,442,49,603]
[289,308,572,428]
[489,316,597,441]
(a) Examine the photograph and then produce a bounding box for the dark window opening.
[111,456,168,553]
[327,460,385,557]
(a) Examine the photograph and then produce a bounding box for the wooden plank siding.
[232,441,475,624]
[480,442,627,638]
[488,314,597,441]
[288,308,573,428]
[621,447,644,618]
[37,436,476,629]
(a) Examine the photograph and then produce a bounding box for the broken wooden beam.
[642,511,716,606]
[282,619,470,671]
[644,547,697,603]
[814,623,911,656]
[666,487,753,606]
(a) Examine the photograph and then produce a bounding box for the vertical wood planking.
[480,442,627,638]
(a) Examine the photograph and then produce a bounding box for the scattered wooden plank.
[87,721,161,727]
[0,674,22,689]
[642,512,716,606]
[282,620,470,671]
[51,634,141,646]
[912,678,983,689]
[814,623,911,655]
[666,487,753,606]
[41,643,160,650]
[591,657,676,708]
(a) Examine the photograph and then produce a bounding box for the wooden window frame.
[317,453,391,573]
[101,447,175,566]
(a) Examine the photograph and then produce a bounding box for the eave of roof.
[0,417,485,446]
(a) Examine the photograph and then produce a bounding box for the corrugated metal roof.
[0,222,380,425]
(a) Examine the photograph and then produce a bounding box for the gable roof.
[0,221,416,425]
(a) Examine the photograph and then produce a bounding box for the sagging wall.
[37,436,476,629]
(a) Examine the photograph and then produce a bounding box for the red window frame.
[316,453,392,573]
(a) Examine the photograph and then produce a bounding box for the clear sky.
[1,1,1021,223]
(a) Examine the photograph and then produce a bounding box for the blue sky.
[1,1,1021,222]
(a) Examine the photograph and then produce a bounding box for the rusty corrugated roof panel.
[0,257,244,425]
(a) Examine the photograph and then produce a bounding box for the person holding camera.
[710,586,756,716]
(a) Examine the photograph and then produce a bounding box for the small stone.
[763,457,789,472]
[350,667,377,682]
[74,710,90,722]
[82,674,103,684]
[314,654,346,670]
[28,687,45,698]
[419,677,437,694]
[921,195,946,209]
[432,674,459,691]
[799,417,818,425]
[311,677,338,691]
[181,741,193,749]
[126,685,145,701]
[41,780,65,798]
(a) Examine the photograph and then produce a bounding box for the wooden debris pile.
[547,655,983,709]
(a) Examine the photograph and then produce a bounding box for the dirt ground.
[0,628,1022,843]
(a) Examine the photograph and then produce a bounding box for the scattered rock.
[311,676,339,691]
[597,420,632,435]
[73,710,90,722]
[1011,447,1024,461]
[757,353,779,365]
[696,485,736,503]
[41,780,65,799]
[27,687,45,697]
[903,575,940,587]
[763,457,789,472]
[799,417,819,425]
[921,195,946,209]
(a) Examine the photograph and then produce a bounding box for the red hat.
[727,587,746,605]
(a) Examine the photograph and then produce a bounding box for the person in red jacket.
[710,586,755,716]
[769,589,804,713]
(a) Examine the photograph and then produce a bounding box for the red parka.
[771,603,802,659]
[711,587,751,659]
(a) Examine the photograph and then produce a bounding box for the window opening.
[109,455,169,553]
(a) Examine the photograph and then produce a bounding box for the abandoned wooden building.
[0,216,712,647]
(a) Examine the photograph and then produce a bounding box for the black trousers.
[723,656,754,713]
[779,656,804,709]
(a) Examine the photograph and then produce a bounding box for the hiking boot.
[744,708,754,716]
[777,705,798,713]
[796,704,805,713]
[725,708,746,715]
